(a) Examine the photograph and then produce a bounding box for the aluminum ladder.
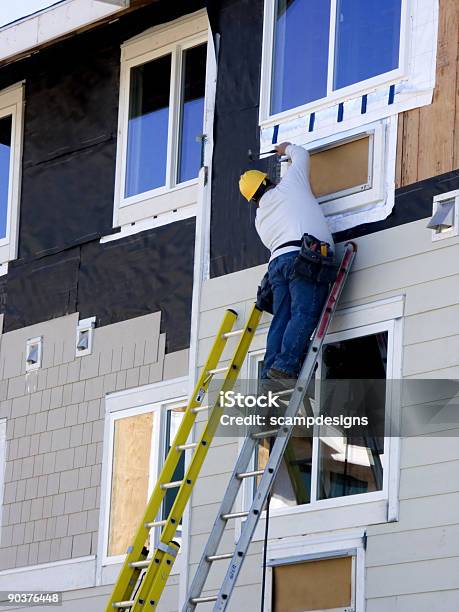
[184,241,357,611]
[106,304,263,611]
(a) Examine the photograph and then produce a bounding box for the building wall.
[0,311,188,571]
[189,214,459,610]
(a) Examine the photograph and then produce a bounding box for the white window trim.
[430,189,459,242]
[263,531,366,612]
[0,83,24,270]
[25,336,43,372]
[97,376,189,585]
[112,10,208,231]
[260,0,411,127]
[238,297,403,541]
[269,113,398,233]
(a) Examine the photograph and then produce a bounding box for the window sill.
[248,496,389,543]
[114,179,199,229]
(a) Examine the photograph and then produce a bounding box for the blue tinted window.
[125,54,171,197]
[178,44,206,184]
[271,0,331,115]
[334,0,402,90]
[0,116,12,240]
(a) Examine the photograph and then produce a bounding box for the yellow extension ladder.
[106,304,263,611]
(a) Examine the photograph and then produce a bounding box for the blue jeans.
[261,251,328,379]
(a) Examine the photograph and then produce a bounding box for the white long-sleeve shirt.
[255,144,334,262]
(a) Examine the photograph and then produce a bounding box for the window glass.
[178,44,206,183]
[0,115,12,240]
[125,54,171,197]
[162,406,185,533]
[271,0,331,115]
[317,332,387,500]
[334,0,402,89]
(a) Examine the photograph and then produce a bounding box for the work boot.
[267,367,297,392]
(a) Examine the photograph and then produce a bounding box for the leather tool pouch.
[256,271,274,314]
[293,233,338,285]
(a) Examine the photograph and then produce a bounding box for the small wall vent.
[26,337,42,371]
[76,317,96,357]
[428,190,459,241]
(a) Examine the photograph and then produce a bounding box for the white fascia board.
[0,0,129,65]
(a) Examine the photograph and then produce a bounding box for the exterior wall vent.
[76,316,96,357]
[428,189,459,241]
[26,337,42,371]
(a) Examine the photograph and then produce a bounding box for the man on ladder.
[239,141,335,385]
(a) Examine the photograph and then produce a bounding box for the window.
[266,532,366,612]
[248,313,400,514]
[272,118,393,228]
[114,13,208,229]
[262,0,405,120]
[105,398,185,560]
[0,84,24,269]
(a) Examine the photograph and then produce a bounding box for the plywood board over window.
[310,135,371,201]
[272,556,353,612]
[108,412,154,557]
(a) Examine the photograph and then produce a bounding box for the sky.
[0,0,62,28]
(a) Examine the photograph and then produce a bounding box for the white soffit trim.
[0,0,129,64]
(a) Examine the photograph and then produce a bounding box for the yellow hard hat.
[239,170,268,202]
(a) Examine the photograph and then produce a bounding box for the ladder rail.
[128,305,263,610]
[106,308,238,611]
[213,242,357,611]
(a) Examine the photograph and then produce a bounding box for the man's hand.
[274,141,291,156]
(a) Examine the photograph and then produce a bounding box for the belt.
[273,240,302,252]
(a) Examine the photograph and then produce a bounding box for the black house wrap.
[0,0,204,351]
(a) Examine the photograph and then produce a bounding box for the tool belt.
[292,233,338,285]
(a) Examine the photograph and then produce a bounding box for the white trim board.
[0,556,96,592]
[0,1,127,65]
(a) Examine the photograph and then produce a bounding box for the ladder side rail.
[214,243,357,611]
[184,432,258,611]
[106,309,238,610]
[129,306,263,610]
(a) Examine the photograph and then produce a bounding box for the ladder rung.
[237,469,264,479]
[275,387,295,397]
[221,511,249,520]
[112,601,134,608]
[207,552,233,561]
[176,442,198,451]
[129,559,150,569]
[192,405,209,413]
[161,480,183,489]
[251,429,280,439]
[222,328,244,338]
[207,366,229,375]
[144,519,167,528]
[191,596,218,604]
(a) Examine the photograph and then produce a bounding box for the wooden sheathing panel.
[108,412,154,556]
[396,0,459,186]
[273,556,353,612]
[310,136,370,198]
